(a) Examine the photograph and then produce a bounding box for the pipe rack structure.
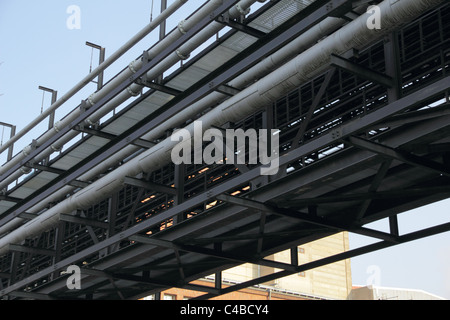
[0,0,449,299]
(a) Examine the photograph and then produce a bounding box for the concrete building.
[144,232,352,300]
[348,285,446,300]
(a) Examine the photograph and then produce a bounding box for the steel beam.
[196,221,450,300]
[7,291,54,300]
[0,0,356,230]
[330,54,395,88]
[357,159,392,221]
[217,194,399,242]
[375,104,450,128]
[75,126,156,149]
[8,244,55,257]
[0,195,21,203]
[216,16,267,38]
[124,176,177,195]
[1,76,448,298]
[0,0,242,193]
[130,234,298,272]
[345,135,450,177]
[107,272,221,295]
[291,68,336,148]
[59,214,109,229]
[281,185,450,206]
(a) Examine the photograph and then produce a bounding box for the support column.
[173,164,186,224]
[384,31,402,103]
[157,0,167,85]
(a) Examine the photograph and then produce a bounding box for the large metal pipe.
[0,8,345,237]
[0,0,268,235]
[0,0,443,256]
[0,0,225,186]
[0,0,189,191]
[0,0,188,156]
[0,0,263,191]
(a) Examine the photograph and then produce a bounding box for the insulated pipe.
[0,0,188,156]
[84,0,266,127]
[0,10,344,238]
[84,0,225,109]
[0,0,188,186]
[0,0,267,232]
[0,0,261,191]
[0,0,268,234]
[0,0,443,256]
[0,0,223,183]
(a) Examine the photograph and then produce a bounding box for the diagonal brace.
[345,136,450,178]
[130,234,297,272]
[330,54,394,88]
[217,194,399,243]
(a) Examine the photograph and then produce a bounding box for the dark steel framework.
[0,0,449,299]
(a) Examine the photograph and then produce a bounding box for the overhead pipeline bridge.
[0,0,449,300]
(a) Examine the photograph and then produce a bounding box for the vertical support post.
[215,271,222,291]
[7,125,16,162]
[98,47,106,91]
[51,221,66,281]
[106,193,119,255]
[8,251,19,287]
[49,90,57,130]
[257,212,266,254]
[38,86,57,130]
[39,86,58,164]
[86,42,106,91]
[389,215,399,237]
[290,247,299,266]
[157,0,167,85]
[173,164,185,224]
[214,242,222,291]
[159,0,167,41]
[38,86,57,164]
[384,32,402,103]
[260,104,276,184]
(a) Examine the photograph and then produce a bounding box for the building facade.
[348,285,445,300]
[144,232,352,300]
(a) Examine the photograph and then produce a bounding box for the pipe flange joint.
[51,144,62,152]
[21,166,32,174]
[128,60,139,74]
[22,145,32,157]
[178,20,187,35]
[85,118,95,126]
[53,121,62,133]
[87,94,96,107]
[127,86,140,97]
[235,3,251,16]
[176,50,190,60]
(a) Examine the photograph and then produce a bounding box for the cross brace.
[345,136,450,178]
[130,234,298,272]
[330,54,394,88]
[216,194,399,243]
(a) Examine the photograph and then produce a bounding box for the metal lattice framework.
[0,0,449,299]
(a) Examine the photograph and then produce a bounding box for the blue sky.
[0,1,449,299]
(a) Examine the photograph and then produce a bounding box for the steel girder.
[2,73,449,299]
[1,1,450,300]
